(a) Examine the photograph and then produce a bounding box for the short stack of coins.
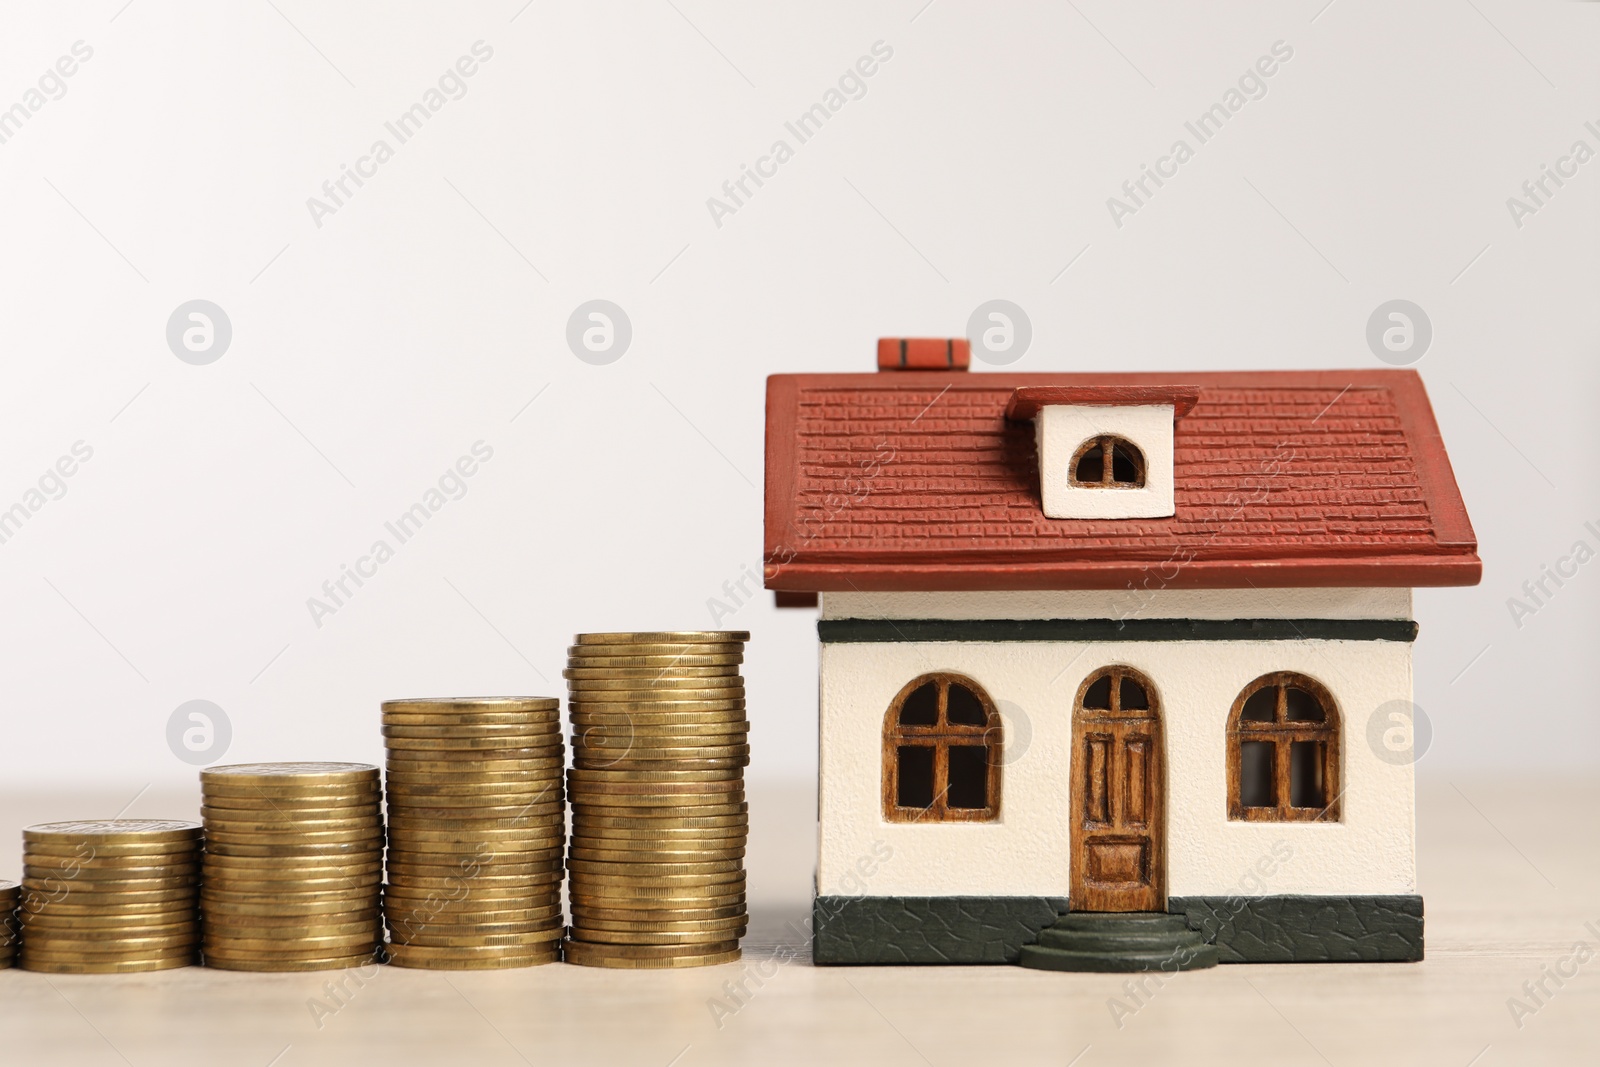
[382,698,566,969]
[200,763,383,971]
[563,630,750,968]
[18,820,202,973]
[0,879,16,968]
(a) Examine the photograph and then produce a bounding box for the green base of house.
[811,894,1424,965]
[812,895,1068,965]
[1172,894,1424,963]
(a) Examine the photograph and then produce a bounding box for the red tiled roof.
[763,369,1480,591]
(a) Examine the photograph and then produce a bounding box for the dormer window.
[1071,435,1146,488]
[1006,385,1199,520]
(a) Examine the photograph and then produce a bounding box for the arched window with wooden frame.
[1070,435,1146,488]
[883,673,1001,822]
[1227,672,1341,822]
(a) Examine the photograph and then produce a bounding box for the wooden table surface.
[0,776,1593,1066]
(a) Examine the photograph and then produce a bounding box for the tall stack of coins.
[0,880,16,968]
[18,820,202,973]
[563,631,750,968]
[382,698,565,969]
[200,763,383,971]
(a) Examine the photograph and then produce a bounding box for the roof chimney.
[876,337,970,372]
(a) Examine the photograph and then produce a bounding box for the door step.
[1018,912,1218,972]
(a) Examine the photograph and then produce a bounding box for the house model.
[762,338,1480,971]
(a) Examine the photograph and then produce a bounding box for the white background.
[0,1,1594,792]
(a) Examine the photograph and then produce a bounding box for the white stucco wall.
[816,637,1416,900]
[821,587,1413,622]
[1035,404,1176,518]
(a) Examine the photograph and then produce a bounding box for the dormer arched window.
[1071,436,1146,488]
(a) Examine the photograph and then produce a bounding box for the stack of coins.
[1,879,21,968]
[382,698,566,969]
[200,763,383,971]
[18,820,202,973]
[564,631,750,968]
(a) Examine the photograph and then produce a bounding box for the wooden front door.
[1070,666,1166,912]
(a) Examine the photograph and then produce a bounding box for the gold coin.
[201,944,378,964]
[569,705,746,719]
[199,883,380,902]
[211,918,379,938]
[381,723,561,740]
[20,928,200,950]
[388,908,562,929]
[572,915,746,933]
[574,631,749,645]
[574,760,747,777]
[20,912,197,932]
[385,877,562,895]
[575,740,746,756]
[567,775,742,792]
[22,926,201,948]
[201,897,380,917]
[202,953,378,972]
[383,948,557,970]
[387,784,564,801]
[388,825,560,842]
[568,926,745,946]
[200,810,383,830]
[574,798,746,815]
[24,851,203,870]
[19,954,194,974]
[562,664,742,678]
[565,677,744,692]
[388,842,562,860]
[384,755,563,772]
[386,772,562,789]
[199,787,380,806]
[23,820,203,845]
[387,799,563,817]
[381,941,561,960]
[566,858,742,876]
[386,852,565,871]
[566,640,745,655]
[385,863,562,882]
[200,864,383,885]
[205,827,385,846]
[568,867,744,886]
[392,928,563,949]
[22,883,198,904]
[562,941,739,968]
[204,931,380,952]
[22,849,202,869]
[18,892,199,915]
[576,724,748,740]
[383,880,557,899]
[569,789,743,805]
[381,698,560,714]
[204,838,383,857]
[384,739,566,755]
[19,945,200,967]
[387,916,561,935]
[21,868,201,888]
[563,935,740,954]
[569,793,744,810]
[568,850,743,867]
[602,901,751,922]
[382,714,562,730]
[575,811,748,829]
[568,827,746,842]
[572,738,748,752]
[568,766,741,783]
[383,740,562,755]
[565,677,743,691]
[202,762,379,785]
[569,887,746,905]
[386,811,561,829]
